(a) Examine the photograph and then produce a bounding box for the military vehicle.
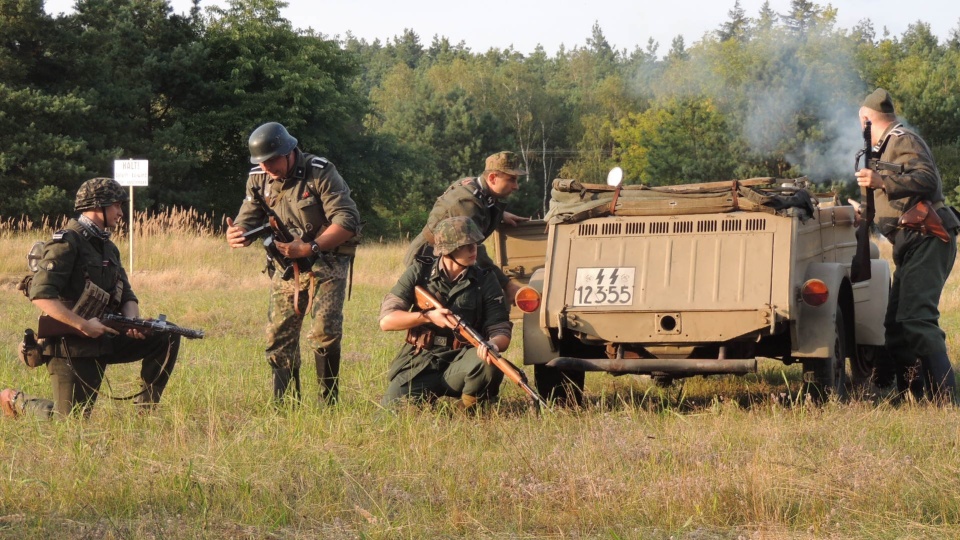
[493,170,890,404]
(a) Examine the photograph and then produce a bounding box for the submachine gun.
[37,313,204,340]
[244,185,316,281]
[851,120,903,283]
[414,285,548,413]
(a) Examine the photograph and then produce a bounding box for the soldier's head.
[434,216,485,266]
[859,88,897,136]
[249,122,298,179]
[481,151,526,198]
[75,177,127,229]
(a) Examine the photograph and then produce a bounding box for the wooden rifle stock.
[413,285,547,411]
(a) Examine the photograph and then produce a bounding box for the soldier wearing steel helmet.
[1,178,181,419]
[226,122,361,406]
[379,216,512,408]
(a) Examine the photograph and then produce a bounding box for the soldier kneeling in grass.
[379,217,512,409]
[2,178,180,419]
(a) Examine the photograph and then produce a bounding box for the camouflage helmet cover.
[74,177,128,211]
[248,122,298,164]
[433,216,485,256]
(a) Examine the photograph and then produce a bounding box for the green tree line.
[2,0,960,237]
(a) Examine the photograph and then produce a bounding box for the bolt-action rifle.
[413,285,547,413]
[37,313,204,340]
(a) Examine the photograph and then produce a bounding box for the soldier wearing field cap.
[404,151,529,304]
[381,216,512,408]
[2,178,180,419]
[855,88,960,404]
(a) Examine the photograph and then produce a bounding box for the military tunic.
[871,123,960,364]
[233,150,361,376]
[22,218,180,418]
[380,258,512,404]
[403,177,510,287]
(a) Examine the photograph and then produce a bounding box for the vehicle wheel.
[534,365,584,407]
[802,305,848,404]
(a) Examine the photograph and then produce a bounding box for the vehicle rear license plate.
[573,267,635,306]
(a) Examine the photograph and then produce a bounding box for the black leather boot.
[922,352,958,405]
[315,347,341,405]
[272,366,300,402]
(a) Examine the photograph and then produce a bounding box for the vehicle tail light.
[800,279,829,306]
[515,286,541,313]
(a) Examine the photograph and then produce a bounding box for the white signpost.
[113,159,149,273]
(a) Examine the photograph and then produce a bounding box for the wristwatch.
[310,241,321,255]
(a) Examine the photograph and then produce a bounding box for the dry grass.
[2,210,960,538]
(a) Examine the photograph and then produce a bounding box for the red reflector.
[801,279,829,306]
[515,286,541,313]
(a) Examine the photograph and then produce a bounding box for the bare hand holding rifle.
[413,285,548,412]
[246,185,315,280]
[38,313,204,340]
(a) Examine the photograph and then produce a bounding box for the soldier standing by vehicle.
[226,122,361,405]
[855,88,960,404]
[404,151,529,303]
[381,217,512,409]
[1,178,181,419]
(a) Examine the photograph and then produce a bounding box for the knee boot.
[135,384,163,410]
[272,367,301,402]
[923,352,957,405]
[897,358,925,403]
[315,348,341,405]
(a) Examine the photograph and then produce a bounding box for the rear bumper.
[546,357,757,376]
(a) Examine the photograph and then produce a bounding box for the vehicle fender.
[853,258,890,346]
[792,263,847,358]
[522,268,557,365]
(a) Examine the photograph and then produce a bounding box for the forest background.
[3,0,960,238]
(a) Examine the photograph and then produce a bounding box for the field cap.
[485,151,527,176]
[433,216,485,256]
[862,88,895,114]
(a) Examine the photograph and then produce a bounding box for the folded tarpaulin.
[544,177,824,224]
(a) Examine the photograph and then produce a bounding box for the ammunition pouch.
[72,279,113,319]
[405,325,466,354]
[899,201,950,243]
[18,339,48,368]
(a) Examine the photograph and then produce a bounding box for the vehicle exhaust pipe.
[545,357,757,376]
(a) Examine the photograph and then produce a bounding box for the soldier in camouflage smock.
[1,178,180,419]
[404,151,529,303]
[226,122,361,405]
[380,217,512,408]
[855,89,960,404]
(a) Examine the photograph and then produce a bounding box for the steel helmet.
[248,122,298,164]
[433,216,485,256]
[74,177,128,211]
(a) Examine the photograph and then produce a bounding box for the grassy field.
[2,213,960,539]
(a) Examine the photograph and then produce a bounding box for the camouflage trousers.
[266,254,351,370]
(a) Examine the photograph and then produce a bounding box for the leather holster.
[899,201,950,242]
